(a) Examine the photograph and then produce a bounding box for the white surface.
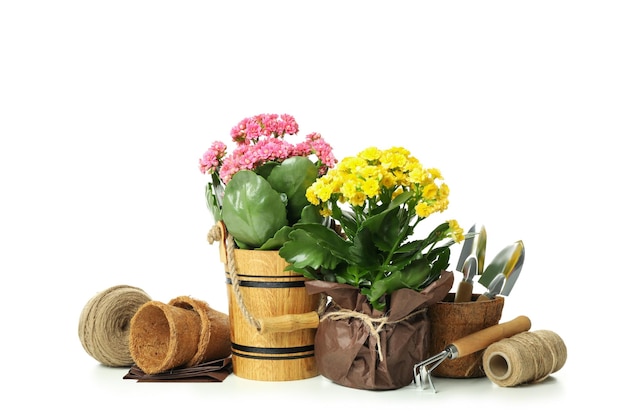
[1,1,624,415]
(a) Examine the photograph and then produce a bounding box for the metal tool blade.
[413,350,450,392]
[456,224,476,272]
[456,224,487,278]
[474,225,487,274]
[484,274,505,298]
[454,224,487,303]
[478,240,524,291]
[501,241,524,296]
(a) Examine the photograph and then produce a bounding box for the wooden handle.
[454,281,474,302]
[475,293,491,302]
[257,311,320,334]
[451,315,531,358]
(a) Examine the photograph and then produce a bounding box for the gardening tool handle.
[475,294,491,302]
[454,281,474,303]
[451,315,531,358]
[257,311,320,334]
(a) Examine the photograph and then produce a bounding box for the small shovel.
[453,224,487,302]
[413,315,532,392]
[477,240,525,299]
[475,274,505,301]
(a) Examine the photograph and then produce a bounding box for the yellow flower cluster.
[447,219,465,243]
[306,146,450,219]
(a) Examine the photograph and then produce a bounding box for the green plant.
[199,113,336,249]
[278,146,464,310]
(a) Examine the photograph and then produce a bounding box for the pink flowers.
[199,141,227,175]
[199,113,336,184]
[230,113,299,144]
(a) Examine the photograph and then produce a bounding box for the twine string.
[78,285,151,367]
[225,233,263,330]
[483,330,567,387]
[206,224,222,245]
[321,306,426,361]
[207,223,260,329]
[208,222,329,332]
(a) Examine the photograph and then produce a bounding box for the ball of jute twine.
[483,330,567,387]
[207,223,327,332]
[78,285,151,367]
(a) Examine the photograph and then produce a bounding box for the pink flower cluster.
[230,113,299,144]
[198,141,227,175]
[199,114,336,184]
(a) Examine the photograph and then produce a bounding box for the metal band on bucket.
[231,343,315,360]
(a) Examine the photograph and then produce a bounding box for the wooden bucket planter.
[217,222,322,381]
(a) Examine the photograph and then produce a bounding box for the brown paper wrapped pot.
[306,271,454,390]
[427,293,504,378]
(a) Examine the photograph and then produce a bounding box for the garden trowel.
[477,240,524,299]
[454,224,487,302]
[475,274,505,301]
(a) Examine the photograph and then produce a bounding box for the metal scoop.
[478,240,525,298]
[454,224,487,302]
[475,273,505,301]
[413,315,531,392]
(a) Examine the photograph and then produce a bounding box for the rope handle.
[207,222,325,333]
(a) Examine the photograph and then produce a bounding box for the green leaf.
[364,257,431,310]
[222,170,288,248]
[205,182,222,222]
[255,161,279,179]
[419,246,451,289]
[387,190,414,210]
[259,226,293,250]
[359,191,416,253]
[348,228,381,269]
[361,206,402,252]
[300,204,324,224]
[260,205,325,251]
[279,228,344,271]
[293,222,355,263]
[266,156,318,224]
[422,221,454,247]
[333,205,358,239]
[336,264,372,288]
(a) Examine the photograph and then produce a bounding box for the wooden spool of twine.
[483,330,567,387]
[78,285,151,367]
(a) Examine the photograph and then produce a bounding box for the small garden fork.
[414,315,531,392]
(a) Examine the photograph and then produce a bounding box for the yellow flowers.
[447,219,465,244]
[307,146,451,219]
[282,145,464,310]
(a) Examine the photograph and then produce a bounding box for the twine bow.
[321,307,426,362]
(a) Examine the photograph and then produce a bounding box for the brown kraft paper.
[305,271,453,390]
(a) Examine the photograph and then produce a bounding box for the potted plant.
[198,113,337,381]
[278,145,465,390]
[199,113,337,250]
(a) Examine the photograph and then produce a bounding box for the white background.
[1,1,624,415]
